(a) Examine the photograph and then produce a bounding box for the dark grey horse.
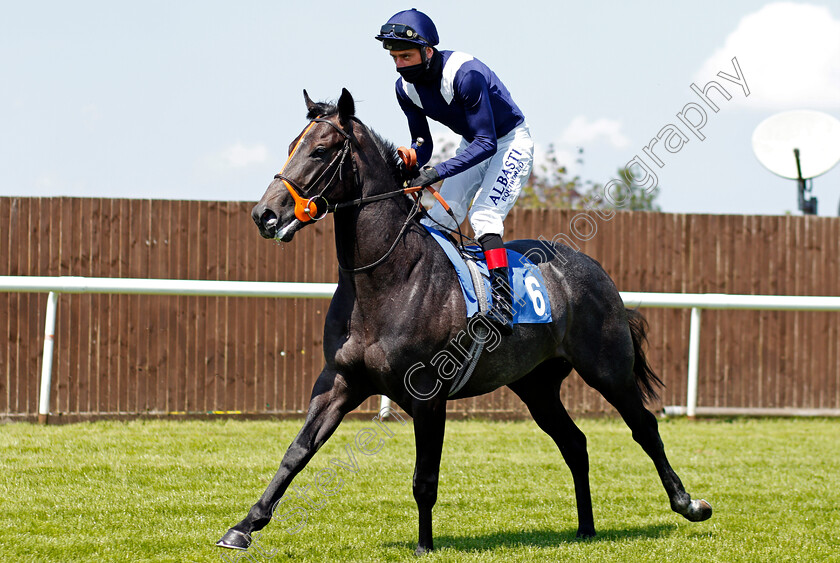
[217,89,711,555]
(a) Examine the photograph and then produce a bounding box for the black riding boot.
[486,266,514,335]
[480,234,514,336]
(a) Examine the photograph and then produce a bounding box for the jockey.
[376,8,534,335]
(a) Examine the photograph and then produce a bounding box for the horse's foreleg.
[411,398,447,555]
[216,369,368,550]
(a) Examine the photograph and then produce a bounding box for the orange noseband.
[280,178,327,222]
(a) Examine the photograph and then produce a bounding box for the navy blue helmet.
[375,8,439,51]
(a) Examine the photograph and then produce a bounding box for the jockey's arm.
[432,70,498,180]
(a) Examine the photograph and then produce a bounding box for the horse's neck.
[333,132,440,296]
[334,192,424,285]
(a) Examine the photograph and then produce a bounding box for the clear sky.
[2,1,839,216]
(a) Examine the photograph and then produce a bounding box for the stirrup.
[483,306,513,336]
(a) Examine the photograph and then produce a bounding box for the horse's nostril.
[261,210,278,229]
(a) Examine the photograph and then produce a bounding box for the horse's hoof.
[216,528,252,550]
[576,527,596,540]
[414,544,433,556]
[684,499,713,522]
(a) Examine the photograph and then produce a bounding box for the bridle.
[273,116,439,273]
[273,117,358,224]
[274,116,436,221]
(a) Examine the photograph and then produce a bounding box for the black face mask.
[397,50,442,84]
[397,62,426,84]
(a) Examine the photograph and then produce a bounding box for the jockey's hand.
[396,159,416,184]
[412,166,441,187]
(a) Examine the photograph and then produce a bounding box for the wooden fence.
[1,197,838,421]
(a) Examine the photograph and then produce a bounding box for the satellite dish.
[752,110,840,215]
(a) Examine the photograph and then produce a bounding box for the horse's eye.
[312,146,327,158]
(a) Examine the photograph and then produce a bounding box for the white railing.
[0,276,336,424]
[2,276,839,422]
[620,292,840,417]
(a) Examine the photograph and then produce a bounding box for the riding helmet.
[375,8,439,51]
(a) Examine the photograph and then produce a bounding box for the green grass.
[1,417,839,562]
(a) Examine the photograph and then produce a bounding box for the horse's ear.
[337,88,355,122]
[303,89,316,112]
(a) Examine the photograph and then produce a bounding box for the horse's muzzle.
[252,204,279,239]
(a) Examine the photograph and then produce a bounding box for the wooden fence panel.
[1,197,839,421]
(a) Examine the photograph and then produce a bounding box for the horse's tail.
[626,308,664,404]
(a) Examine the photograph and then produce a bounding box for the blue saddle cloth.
[424,225,552,324]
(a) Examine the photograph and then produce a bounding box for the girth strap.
[446,259,490,397]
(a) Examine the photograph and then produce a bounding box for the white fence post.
[38,291,59,425]
[686,307,702,418]
[379,395,392,417]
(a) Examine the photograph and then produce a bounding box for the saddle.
[423,225,553,397]
[423,225,552,323]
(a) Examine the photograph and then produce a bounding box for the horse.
[216,88,712,555]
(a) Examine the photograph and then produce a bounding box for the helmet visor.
[382,38,421,51]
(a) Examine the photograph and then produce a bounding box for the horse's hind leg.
[508,360,596,538]
[217,368,369,550]
[575,350,712,523]
[604,386,711,521]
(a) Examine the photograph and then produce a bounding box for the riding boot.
[487,266,514,335]
[480,234,514,336]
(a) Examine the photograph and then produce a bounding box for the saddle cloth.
[423,225,552,324]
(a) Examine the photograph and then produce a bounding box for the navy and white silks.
[396,50,534,239]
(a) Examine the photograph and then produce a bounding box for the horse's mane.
[306,101,402,182]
